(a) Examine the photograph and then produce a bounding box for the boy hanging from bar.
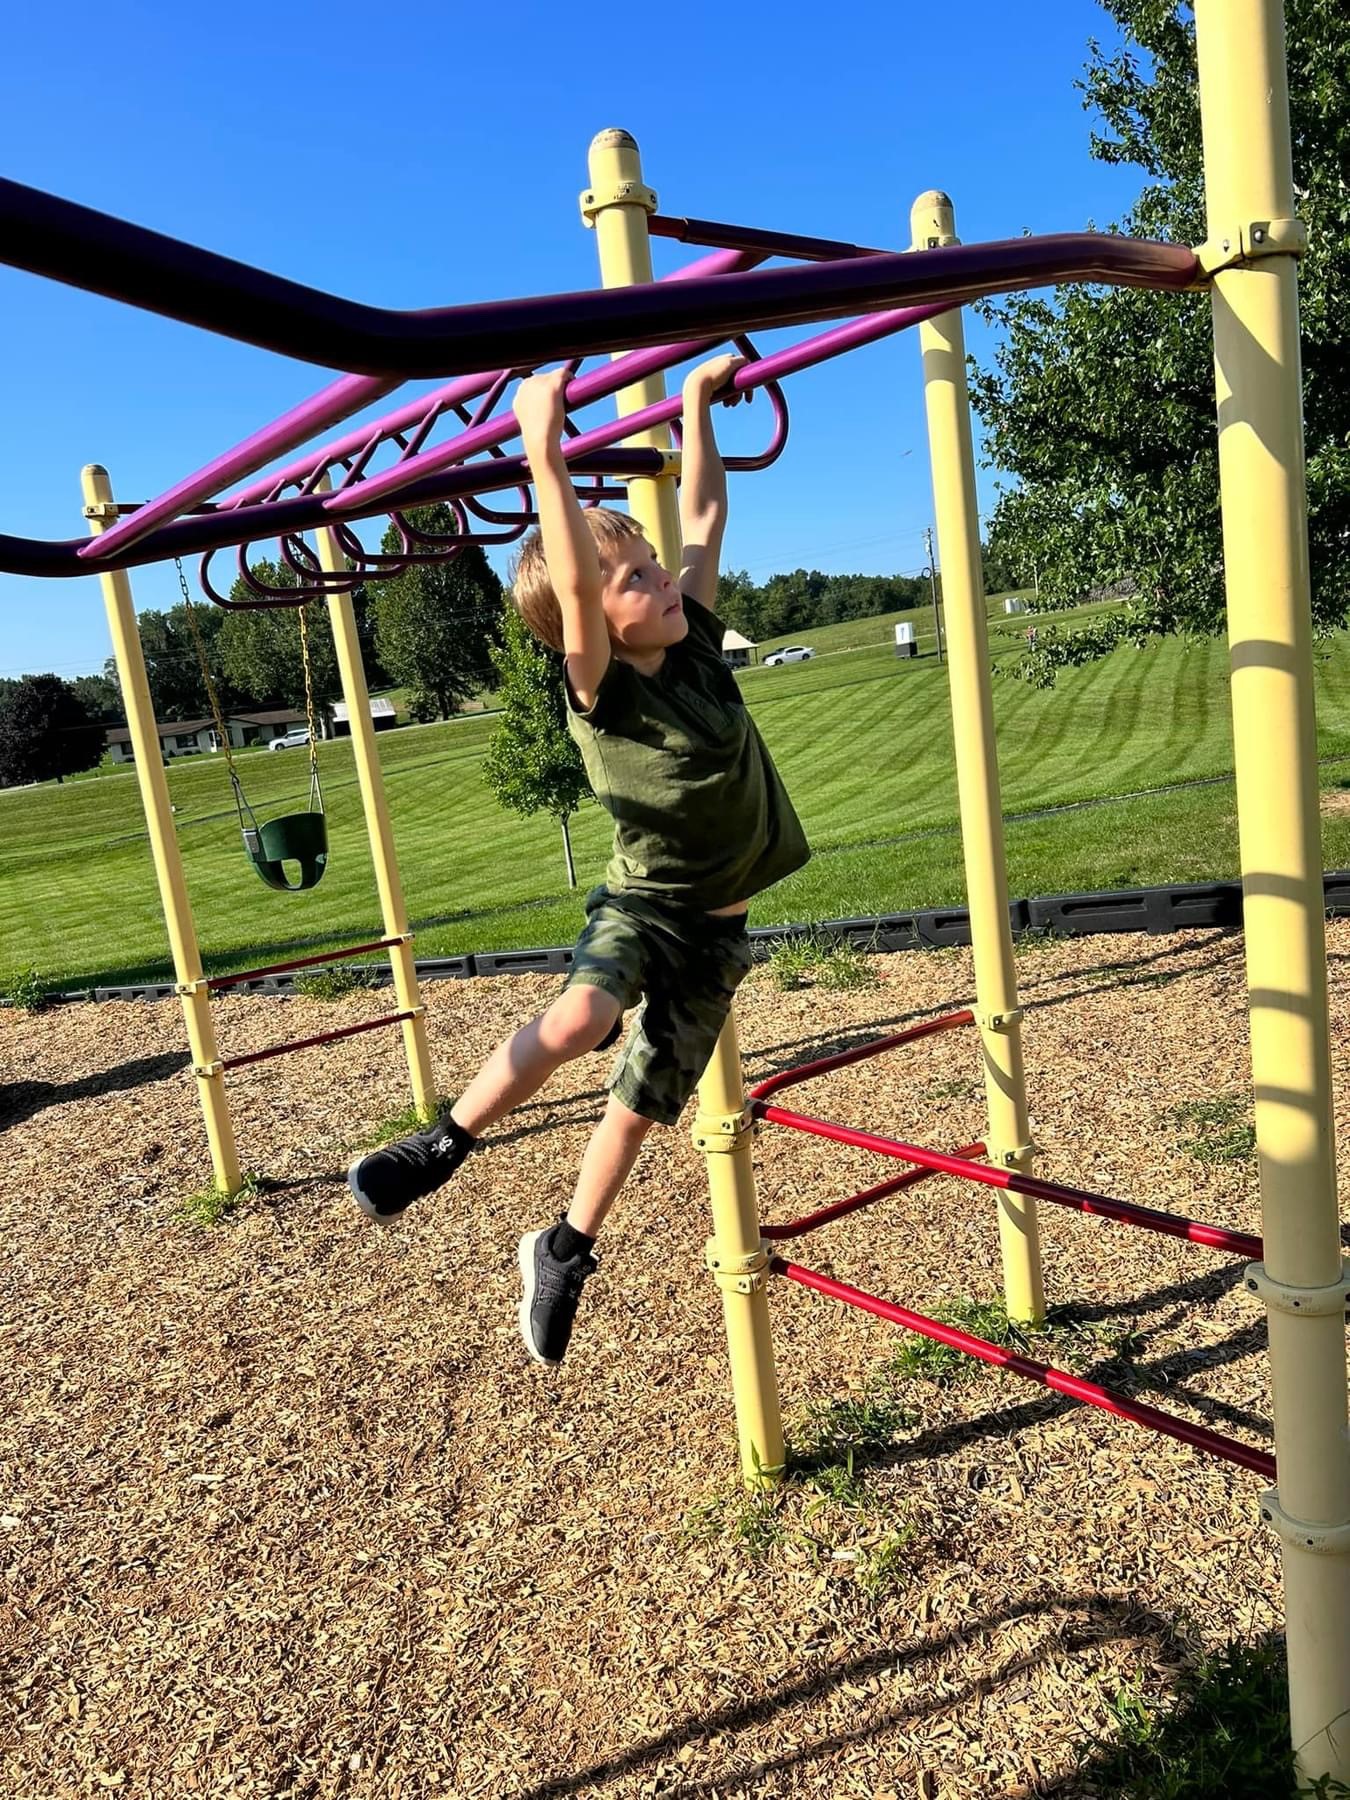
[347,355,809,1365]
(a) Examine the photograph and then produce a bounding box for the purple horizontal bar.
[323,296,948,517]
[649,213,890,263]
[0,176,1200,377]
[0,447,668,578]
[81,243,762,563]
[221,243,757,509]
[0,298,949,579]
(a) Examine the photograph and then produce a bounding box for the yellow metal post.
[1194,1,1350,1780]
[584,128,784,1482]
[911,192,1044,1326]
[312,493,436,1119]
[81,464,242,1194]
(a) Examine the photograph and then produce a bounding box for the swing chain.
[297,602,323,811]
[175,555,256,835]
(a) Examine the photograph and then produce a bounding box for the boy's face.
[600,539,688,656]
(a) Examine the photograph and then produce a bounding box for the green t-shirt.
[566,596,810,910]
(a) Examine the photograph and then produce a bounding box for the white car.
[762,645,816,667]
[268,729,314,752]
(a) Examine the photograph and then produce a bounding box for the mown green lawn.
[6,612,1350,990]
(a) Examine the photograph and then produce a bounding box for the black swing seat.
[243,811,329,893]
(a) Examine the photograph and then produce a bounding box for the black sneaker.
[346,1122,472,1222]
[518,1224,598,1367]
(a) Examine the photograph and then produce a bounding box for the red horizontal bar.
[772,1257,1275,1480]
[761,1142,987,1241]
[207,936,403,990]
[220,1008,414,1071]
[749,1010,975,1104]
[756,1105,1263,1262]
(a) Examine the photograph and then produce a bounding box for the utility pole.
[923,526,944,663]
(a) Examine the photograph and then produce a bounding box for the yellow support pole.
[583,128,784,1483]
[910,193,1044,1326]
[1194,2,1350,1780]
[81,464,242,1195]
[312,491,436,1120]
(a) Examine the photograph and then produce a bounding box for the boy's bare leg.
[450,985,621,1139]
[565,1093,657,1239]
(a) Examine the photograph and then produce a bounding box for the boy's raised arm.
[513,369,611,711]
[678,354,747,611]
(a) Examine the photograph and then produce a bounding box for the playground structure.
[1,0,1347,1780]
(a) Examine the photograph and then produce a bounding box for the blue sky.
[0,0,1148,681]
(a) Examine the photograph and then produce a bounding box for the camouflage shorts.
[565,887,753,1126]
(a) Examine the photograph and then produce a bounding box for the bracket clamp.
[1195,217,1307,276]
[1259,1487,1350,1557]
[1243,1259,1350,1318]
[976,1007,1024,1034]
[989,1141,1037,1171]
[175,979,206,998]
[579,179,658,225]
[691,1107,755,1155]
[704,1241,769,1296]
[192,1060,224,1080]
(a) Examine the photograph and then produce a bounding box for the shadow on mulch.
[519,1592,1288,1799]
[784,1261,1271,1489]
[742,934,1242,1088]
[0,1049,191,1130]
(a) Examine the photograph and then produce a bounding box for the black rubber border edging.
[32,871,1350,1004]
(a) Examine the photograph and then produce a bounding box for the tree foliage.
[971,0,1350,682]
[715,566,931,642]
[482,607,591,884]
[0,674,103,787]
[374,508,503,719]
[217,562,341,711]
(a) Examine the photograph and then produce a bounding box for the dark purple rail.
[85,246,762,562]
[205,936,402,990]
[649,213,889,262]
[219,1008,415,1072]
[0,298,944,578]
[0,176,1199,378]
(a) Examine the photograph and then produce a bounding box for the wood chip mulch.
[4,923,1348,1799]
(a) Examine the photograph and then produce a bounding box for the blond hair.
[510,508,647,652]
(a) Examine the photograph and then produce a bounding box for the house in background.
[330,697,398,736]
[721,628,757,670]
[104,707,313,764]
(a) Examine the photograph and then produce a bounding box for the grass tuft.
[1168,1095,1258,1166]
[361,1097,455,1149]
[291,964,380,1000]
[177,1171,262,1229]
[763,931,879,991]
[1074,1637,1348,1798]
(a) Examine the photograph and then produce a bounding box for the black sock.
[551,1218,595,1263]
[433,1114,476,1155]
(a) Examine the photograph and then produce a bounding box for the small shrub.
[3,967,51,1012]
[292,964,379,1000]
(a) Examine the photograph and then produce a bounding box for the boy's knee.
[540,985,621,1058]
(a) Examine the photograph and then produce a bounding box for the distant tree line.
[3,524,1005,787]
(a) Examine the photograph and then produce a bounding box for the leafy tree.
[103,605,218,721]
[218,562,340,711]
[0,674,103,787]
[374,507,503,719]
[482,607,592,887]
[971,0,1350,683]
[72,673,123,724]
